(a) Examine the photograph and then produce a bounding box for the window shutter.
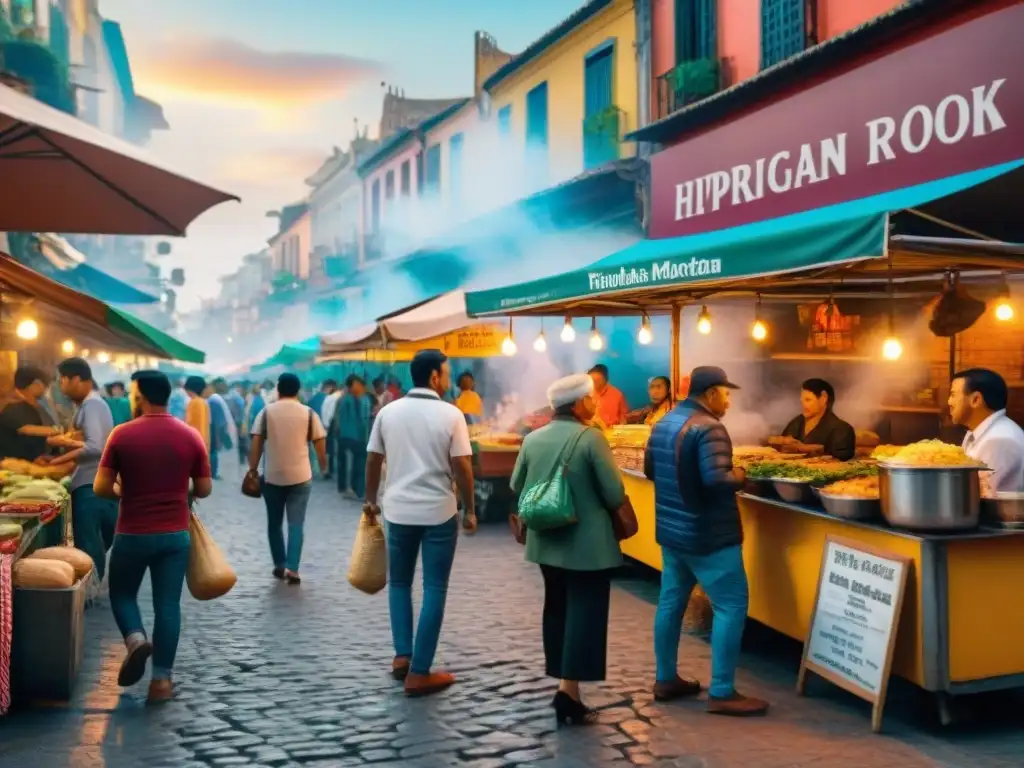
[697,0,716,60]
[761,0,806,69]
[584,47,613,117]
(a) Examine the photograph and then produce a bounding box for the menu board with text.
[797,537,911,733]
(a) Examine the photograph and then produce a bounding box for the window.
[385,169,395,200]
[371,179,381,234]
[525,82,549,184]
[400,160,411,196]
[675,0,717,64]
[424,144,442,194]
[449,133,464,206]
[583,43,616,169]
[761,0,806,69]
[497,105,512,137]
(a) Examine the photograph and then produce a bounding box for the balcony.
[582,106,624,170]
[654,58,721,122]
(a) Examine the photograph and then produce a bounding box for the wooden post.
[670,303,682,396]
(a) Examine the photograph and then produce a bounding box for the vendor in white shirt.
[948,368,1024,493]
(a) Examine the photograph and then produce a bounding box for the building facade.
[268,204,312,282]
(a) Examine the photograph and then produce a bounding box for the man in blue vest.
[644,366,768,717]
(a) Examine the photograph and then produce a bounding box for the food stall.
[463,149,1024,719]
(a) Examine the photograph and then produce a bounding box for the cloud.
[216,147,326,187]
[132,36,381,109]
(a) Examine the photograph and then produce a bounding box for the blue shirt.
[168,387,188,421]
[337,393,371,442]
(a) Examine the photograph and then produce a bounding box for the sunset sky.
[99,0,584,309]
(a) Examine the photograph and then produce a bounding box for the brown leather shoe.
[117,640,153,687]
[392,656,410,681]
[147,679,174,704]
[653,676,702,701]
[404,671,455,697]
[707,691,769,716]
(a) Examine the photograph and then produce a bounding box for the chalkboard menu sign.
[797,536,911,733]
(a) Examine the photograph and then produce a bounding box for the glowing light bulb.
[97,351,111,363]
[995,300,1014,322]
[501,335,517,356]
[637,324,653,345]
[696,306,711,335]
[560,319,576,343]
[882,336,903,361]
[589,331,604,351]
[61,339,75,354]
[533,333,547,353]
[751,320,768,342]
[15,319,38,340]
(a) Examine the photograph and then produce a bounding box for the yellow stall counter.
[619,470,1024,699]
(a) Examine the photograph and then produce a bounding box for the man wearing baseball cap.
[644,366,768,716]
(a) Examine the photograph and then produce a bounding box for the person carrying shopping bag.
[93,370,213,703]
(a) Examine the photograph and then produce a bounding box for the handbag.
[186,512,237,601]
[241,407,314,498]
[508,513,527,545]
[609,496,639,541]
[347,513,387,594]
[516,426,589,532]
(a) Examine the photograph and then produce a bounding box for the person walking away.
[243,384,266,437]
[588,364,628,428]
[0,366,53,461]
[184,376,211,450]
[364,349,477,696]
[225,382,247,464]
[510,374,626,725]
[167,378,189,422]
[248,373,327,584]
[103,382,132,426]
[51,358,118,592]
[645,366,768,716]
[455,371,484,423]
[336,375,371,499]
[949,368,1024,492]
[321,382,342,480]
[208,380,236,480]
[307,379,336,479]
[93,370,212,703]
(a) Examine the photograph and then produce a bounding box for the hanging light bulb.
[696,305,712,335]
[533,319,548,353]
[61,339,75,355]
[995,279,1014,321]
[97,351,111,363]
[881,263,902,361]
[15,318,38,340]
[560,316,576,343]
[637,314,653,345]
[501,318,517,356]
[588,317,604,351]
[751,294,768,342]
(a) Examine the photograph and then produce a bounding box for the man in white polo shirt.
[949,368,1024,493]
[364,349,476,697]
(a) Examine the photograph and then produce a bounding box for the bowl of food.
[772,479,815,504]
[818,476,880,520]
[981,492,1024,528]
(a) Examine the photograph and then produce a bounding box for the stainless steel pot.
[878,464,981,531]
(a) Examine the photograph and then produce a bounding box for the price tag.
[797,536,911,733]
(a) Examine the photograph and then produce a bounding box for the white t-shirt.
[252,398,327,486]
[963,409,1024,493]
[366,387,472,526]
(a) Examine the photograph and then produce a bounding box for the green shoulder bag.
[517,426,589,532]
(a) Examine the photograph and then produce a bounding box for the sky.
[99,0,586,310]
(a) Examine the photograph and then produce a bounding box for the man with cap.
[644,366,768,716]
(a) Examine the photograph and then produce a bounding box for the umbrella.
[0,83,238,235]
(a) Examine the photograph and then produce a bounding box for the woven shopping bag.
[348,513,386,595]
[186,512,237,601]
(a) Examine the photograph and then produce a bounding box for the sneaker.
[404,671,455,697]
[653,676,702,701]
[707,691,769,716]
[147,679,174,704]
[391,656,410,681]
[285,570,301,585]
[117,640,153,687]
[272,567,286,580]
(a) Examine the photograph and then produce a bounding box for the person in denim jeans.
[93,370,213,703]
[364,349,477,697]
[249,373,327,585]
[644,366,768,717]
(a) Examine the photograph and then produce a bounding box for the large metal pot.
[878,464,981,531]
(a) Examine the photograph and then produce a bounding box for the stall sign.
[797,536,910,733]
[649,4,1024,239]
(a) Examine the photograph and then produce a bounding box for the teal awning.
[254,336,320,370]
[466,160,1024,317]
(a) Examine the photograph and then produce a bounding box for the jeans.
[108,531,190,680]
[336,438,366,498]
[654,544,749,698]
[71,486,118,581]
[210,449,220,479]
[387,515,458,675]
[263,481,312,572]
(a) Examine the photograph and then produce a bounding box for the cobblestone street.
[1,472,1022,767]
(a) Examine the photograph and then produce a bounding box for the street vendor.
[588,364,628,428]
[780,378,856,461]
[949,368,1024,493]
[0,365,54,461]
[626,376,673,427]
[455,371,483,422]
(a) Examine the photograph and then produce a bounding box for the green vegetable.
[746,462,877,484]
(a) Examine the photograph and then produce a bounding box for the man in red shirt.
[589,364,628,428]
[94,370,212,703]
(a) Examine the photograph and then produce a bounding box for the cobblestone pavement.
[1,470,1022,767]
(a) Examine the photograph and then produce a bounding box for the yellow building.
[483,0,637,191]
